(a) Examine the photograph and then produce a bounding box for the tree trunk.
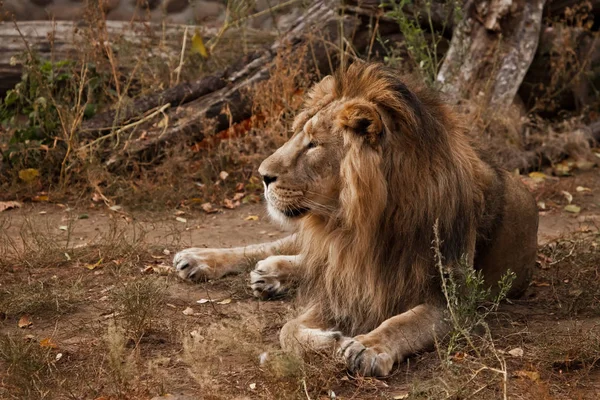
[437,0,547,110]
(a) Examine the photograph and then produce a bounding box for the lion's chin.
[267,203,308,226]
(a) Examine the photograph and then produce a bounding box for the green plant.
[383,0,461,85]
[427,221,515,400]
[0,57,103,166]
[432,221,515,359]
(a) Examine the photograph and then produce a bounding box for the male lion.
[173,63,539,377]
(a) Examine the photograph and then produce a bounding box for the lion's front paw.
[338,336,395,377]
[173,248,224,281]
[250,255,295,299]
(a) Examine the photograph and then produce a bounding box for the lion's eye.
[307,141,318,149]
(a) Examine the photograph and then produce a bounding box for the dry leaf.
[564,204,581,214]
[223,199,240,209]
[245,215,259,221]
[18,168,40,183]
[152,264,172,276]
[0,201,22,212]
[201,202,218,214]
[182,307,195,316]
[219,171,229,180]
[232,192,245,201]
[508,347,524,357]
[528,172,547,183]
[175,210,186,216]
[515,370,540,381]
[561,191,573,204]
[18,315,32,328]
[142,265,154,274]
[176,217,187,223]
[191,28,209,58]
[32,194,49,202]
[216,298,232,305]
[554,160,573,176]
[40,338,58,349]
[85,259,103,270]
[393,393,409,400]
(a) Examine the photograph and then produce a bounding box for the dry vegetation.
[1,199,599,399]
[0,0,599,399]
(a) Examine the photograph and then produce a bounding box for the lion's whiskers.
[302,199,336,217]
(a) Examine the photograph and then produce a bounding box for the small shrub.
[110,277,166,339]
[0,334,54,399]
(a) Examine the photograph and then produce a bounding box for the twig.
[175,26,189,85]
[208,0,303,52]
[79,103,171,150]
[302,378,311,400]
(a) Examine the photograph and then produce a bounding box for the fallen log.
[79,52,263,136]
[104,0,358,167]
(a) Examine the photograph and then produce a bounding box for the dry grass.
[0,201,599,399]
[111,277,167,339]
[0,333,55,400]
[0,278,83,318]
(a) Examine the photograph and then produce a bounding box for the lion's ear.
[337,100,383,145]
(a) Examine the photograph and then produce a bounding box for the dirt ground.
[1,170,600,400]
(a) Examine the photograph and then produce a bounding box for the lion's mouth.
[282,206,310,218]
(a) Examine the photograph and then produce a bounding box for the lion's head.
[259,63,487,334]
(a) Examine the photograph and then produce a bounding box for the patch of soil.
[0,170,599,399]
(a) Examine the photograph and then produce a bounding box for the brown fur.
[292,64,501,336]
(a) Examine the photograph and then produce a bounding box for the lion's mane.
[297,63,497,335]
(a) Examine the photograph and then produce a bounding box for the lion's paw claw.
[338,338,394,377]
[172,249,217,281]
[250,258,287,299]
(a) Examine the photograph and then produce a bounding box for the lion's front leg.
[339,304,448,377]
[173,234,297,281]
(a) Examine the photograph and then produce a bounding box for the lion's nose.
[262,174,277,187]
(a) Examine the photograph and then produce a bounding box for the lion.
[173,63,539,377]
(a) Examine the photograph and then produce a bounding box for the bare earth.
[1,170,600,399]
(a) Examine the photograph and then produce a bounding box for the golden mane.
[298,63,488,335]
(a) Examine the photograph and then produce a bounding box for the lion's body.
[174,63,539,376]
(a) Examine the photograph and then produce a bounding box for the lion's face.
[258,75,387,225]
[258,101,344,224]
